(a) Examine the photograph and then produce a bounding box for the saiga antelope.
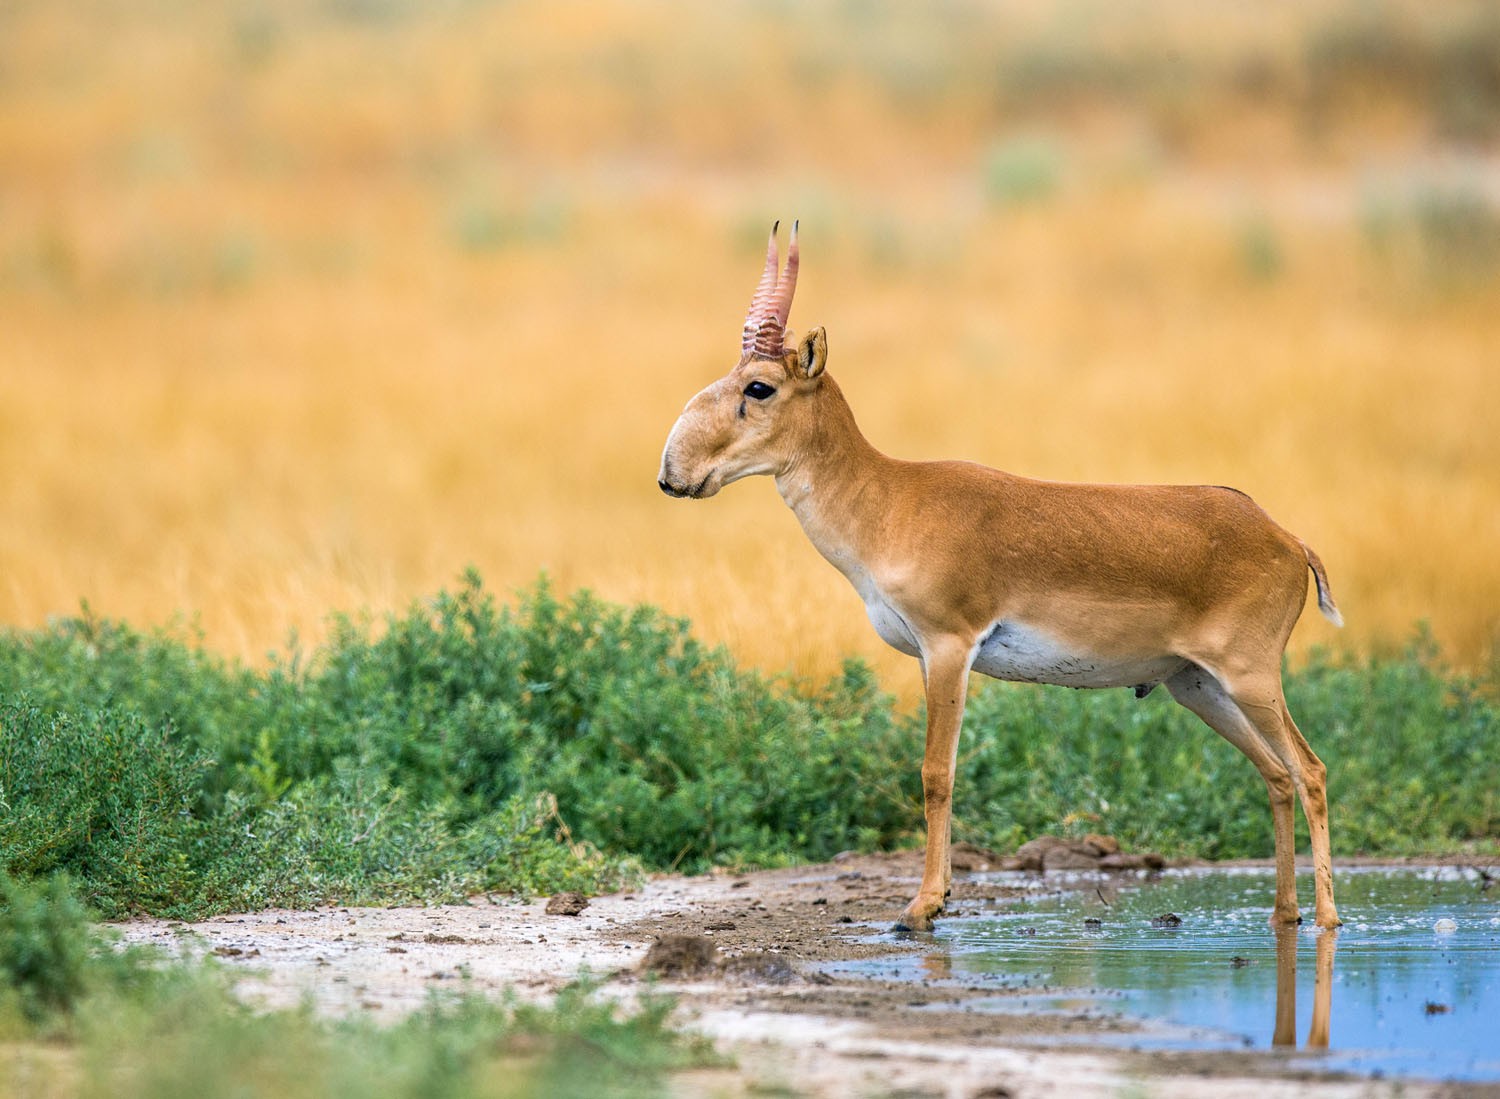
[658,223,1343,932]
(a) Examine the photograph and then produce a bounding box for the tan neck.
[773,375,893,578]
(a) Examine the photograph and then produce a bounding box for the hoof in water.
[893,907,939,934]
[890,922,932,938]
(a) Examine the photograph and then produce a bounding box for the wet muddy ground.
[119,852,1500,1099]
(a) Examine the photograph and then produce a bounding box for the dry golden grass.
[2,0,1497,690]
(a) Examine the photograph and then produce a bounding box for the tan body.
[660,233,1342,932]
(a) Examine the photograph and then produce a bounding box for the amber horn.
[741,222,782,357]
[771,220,799,328]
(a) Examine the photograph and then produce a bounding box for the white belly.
[972,620,1186,690]
[865,598,921,658]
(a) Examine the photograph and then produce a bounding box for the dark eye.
[743,380,776,400]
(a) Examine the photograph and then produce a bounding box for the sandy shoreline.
[118,853,1496,1099]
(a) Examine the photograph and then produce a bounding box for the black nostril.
[658,480,675,496]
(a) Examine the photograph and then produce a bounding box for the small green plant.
[242,726,293,805]
[1236,215,1283,282]
[0,872,96,1026]
[0,705,218,916]
[0,872,178,1035]
[983,134,1063,205]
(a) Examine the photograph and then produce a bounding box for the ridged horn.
[741,221,801,360]
[771,220,799,329]
[742,222,782,359]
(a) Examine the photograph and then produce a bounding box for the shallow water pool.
[835,867,1500,1082]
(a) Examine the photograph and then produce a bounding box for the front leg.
[895,637,974,933]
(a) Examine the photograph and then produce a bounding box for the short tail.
[1302,542,1344,627]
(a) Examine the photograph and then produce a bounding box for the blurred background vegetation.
[2,0,1498,686]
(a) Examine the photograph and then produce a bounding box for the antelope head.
[658,222,828,500]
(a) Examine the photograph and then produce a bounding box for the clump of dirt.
[544,892,589,916]
[1004,833,1166,872]
[723,951,800,984]
[641,934,719,978]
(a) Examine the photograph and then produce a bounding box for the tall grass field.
[2,0,1498,687]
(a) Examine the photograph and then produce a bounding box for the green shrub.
[0,871,96,1025]
[1,575,1496,920]
[225,576,914,871]
[0,705,222,916]
[0,872,177,1033]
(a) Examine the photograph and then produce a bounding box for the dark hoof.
[890,922,934,938]
[893,907,939,934]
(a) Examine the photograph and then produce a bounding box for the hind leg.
[1282,701,1339,928]
[1218,672,1340,927]
[1166,666,1301,926]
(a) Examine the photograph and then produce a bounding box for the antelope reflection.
[921,950,954,982]
[909,922,1339,1051]
[1273,927,1337,1049]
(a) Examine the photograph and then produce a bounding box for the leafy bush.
[1,574,1496,920]
[0,705,221,915]
[0,871,97,1026]
[0,872,174,1033]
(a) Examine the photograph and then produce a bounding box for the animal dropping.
[659,222,1345,934]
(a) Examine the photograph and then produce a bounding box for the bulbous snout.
[657,440,685,497]
[656,454,712,499]
[658,383,733,500]
[658,405,704,499]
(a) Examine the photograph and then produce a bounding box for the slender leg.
[1166,667,1301,926]
[1227,676,1342,929]
[1281,702,1341,929]
[895,638,973,932]
[917,656,955,901]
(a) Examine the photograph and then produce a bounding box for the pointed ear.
[795,326,827,379]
